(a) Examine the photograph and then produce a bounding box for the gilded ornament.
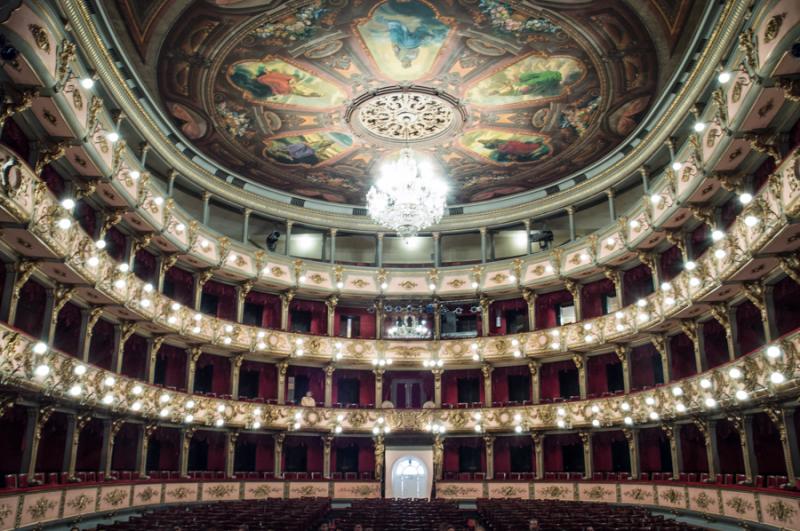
[27,497,56,519]
[206,484,236,498]
[136,486,160,502]
[446,278,466,288]
[270,266,286,278]
[692,492,715,509]
[660,488,683,504]
[398,280,418,290]
[249,484,283,498]
[29,24,50,53]
[350,278,368,288]
[763,12,786,44]
[308,273,326,284]
[0,504,11,526]
[584,486,612,500]
[489,273,508,283]
[725,496,754,514]
[66,494,94,511]
[766,499,796,522]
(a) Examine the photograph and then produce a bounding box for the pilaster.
[522,289,537,331]
[532,433,545,480]
[324,365,335,407]
[323,435,334,479]
[225,431,239,478]
[624,428,640,479]
[432,368,443,407]
[481,363,494,407]
[580,431,593,479]
[279,289,295,331]
[277,361,289,405]
[374,368,385,408]
[274,433,285,478]
[484,435,495,480]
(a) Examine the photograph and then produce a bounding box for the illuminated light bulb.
[73,364,87,376]
[118,263,130,273]
[544,264,554,274]
[87,256,99,267]
[130,170,140,180]
[175,222,185,233]
[693,122,706,132]
[606,237,615,246]
[624,416,633,425]
[738,192,753,205]
[436,359,443,367]
[557,419,566,428]
[770,372,785,384]
[735,390,748,401]
[473,412,482,421]
[295,349,305,356]
[186,400,195,409]
[192,326,201,334]
[69,384,82,396]
[132,385,142,395]
[616,324,625,332]
[591,405,600,414]
[513,350,521,358]
[471,281,479,289]
[583,323,593,331]
[579,252,589,262]
[672,387,683,397]
[372,426,380,435]
[185,414,194,423]
[645,397,655,406]
[550,330,560,337]
[689,277,701,287]
[253,421,262,430]
[143,283,154,293]
[637,299,647,308]
[675,403,687,413]
[684,261,696,271]
[714,249,727,259]
[550,342,560,349]
[629,219,641,229]
[766,345,782,358]
[515,425,523,433]
[224,324,233,333]
[34,364,50,377]
[620,402,630,411]
[103,376,116,387]
[258,342,267,350]
[584,334,594,342]
[380,282,389,290]
[664,296,675,306]
[557,407,566,417]
[102,393,114,405]
[509,274,517,283]
[106,132,119,143]
[57,218,72,230]
[511,339,519,347]
[200,239,210,249]
[704,397,717,408]
[615,311,624,319]
[744,215,758,227]
[472,353,480,361]
[95,239,106,249]
[429,283,436,291]
[334,425,342,434]
[114,279,126,290]
[592,419,600,427]
[80,77,95,89]
[215,419,224,427]
[699,378,711,389]
[217,404,226,413]
[193,313,203,321]
[474,425,483,433]
[131,401,142,411]
[33,342,48,355]
[649,411,659,420]
[336,281,344,289]
[650,194,662,205]
[140,298,151,308]
[711,229,725,242]
[637,313,649,322]
[377,416,385,425]
[299,275,307,283]
[671,161,683,171]
[257,331,267,339]
[169,302,181,312]
[728,367,742,379]
[718,71,731,83]
[153,196,164,206]
[159,393,170,403]
[61,198,76,210]
[227,253,237,263]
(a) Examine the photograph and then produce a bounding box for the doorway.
[391,456,428,499]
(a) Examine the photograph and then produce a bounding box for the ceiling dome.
[155,0,668,204]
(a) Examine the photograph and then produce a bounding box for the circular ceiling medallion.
[347,87,466,146]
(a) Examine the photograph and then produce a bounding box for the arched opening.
[391,456,428,499]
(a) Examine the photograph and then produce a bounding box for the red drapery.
[493,436,534,474]
[105,227,127,262]
[690,224,711,261]
[53,301,81,357]
[158,344,187,391]
[331,369,375,406]
[111,423,139,472]
[35,412,67,474]
[680,424,708,473]
[535,290,573,329]
[203,280,236,321]
[153,427,180,471]
[245,291,281,330]
[76,419,104,472]
[88,319,115,370]
[491,365,530,404]
[638,427,668,473]
[333,306,376,339]
[289,299,327,335]
[240,360,278,401]
[659,245,683,282]
[720,197,742,230]
[539,360,576,401]
[286,365,325,404]
[283,436,323,473]
[752,412,786,476]
[40,164,65,198]
[121,334,148,380]
[773,276,800,336]
[489,298,527,335]
[192,430,227,471]
[165,267,194,307]
[133,249,157,284]
[630,344,660,391]
[622,264,654,306]
[735,300,765,356]
[235,433,275,473]
[443,437,485,474]
[382,371,434,406]
[586,352,619,397]
[442,369,483,405]
[0,406,28,478]
[543,433,581,473]
[15,279,46,338]
[669,332,697,380]
[716,420,745,475]
[74,200,97,239]
[702,319,730,369]
[330,437,374,475]
[581,278,615,319]
[592,431,626,473]
[1,117,30,161]
[196,353,232,396]
[752,157,776,193]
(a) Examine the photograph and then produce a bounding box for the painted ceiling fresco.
[154,0,670,204]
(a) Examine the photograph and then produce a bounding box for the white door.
[391,457,428,499]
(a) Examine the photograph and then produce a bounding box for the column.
[324,365,335,407]
[225,431,239,478]
[47,284,75,344]
[374,435,385,482]
[22,406,54,478]
[242,208,251,244]
[580,432,593,479]
[3,260,36,327]
[432,232,441,267]
[326,296,338,337]
[567,206,576,241]
[112,322,136,374]
[137,423,157,478]
[482,363,493,407]
[523,219,531,255]
[662,424,682,480]
[650,335,672,383]
[604,269,623,309]
[145,337,165,384]
[607,189,616,221]
[185,347,202,394]
[236,280,254,324]
[484,435,495,480]
[285,221,293,256]
[710,303,738,360]
[329,229,337,264]
[528,361,540,404]
[179,428,195,478]
[479,227,487,264]
[277,361,288,405]
[564,279,582,321]
[280,290,295,331]
[573,354,587,399]
[62,413,91,479]
[479,296,491,337]
[743,282,774,342]
[640,167,649,194]
[374,299,384,340]
[432,299,442,340]
[730,414,758,483]
[681,320,707,373]
[523,289,536,331]
[376,232,384,267]
[693,418,720,480]
[230,354,244,399]
[323,435,333,479]
[167,169,176,197]
[193,270,214,311]
[532,433,545,480]
[615,345,631,394]
[274,433,285,478]
[374,368,385,408]
[100,419,125,477]
[202,191,211,225]
[767,407,800,485]
[624,429,640,479]
[433,435,444,481]
[432,368,443,407]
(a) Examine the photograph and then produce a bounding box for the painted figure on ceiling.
[231,64,321,99]
[478,137,550,163]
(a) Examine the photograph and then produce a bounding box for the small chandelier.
[366,148,448,238]
[387,313,431,339]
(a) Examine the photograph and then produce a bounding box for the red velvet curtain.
[720,197,742,230]
[489,298,526,335]
[15,279,46,338]
[442,369,483,405]
[111,423,139,472]
[752,412,786,476]
[331,437,374,475]
[592,431,625,473]
[35,412,67,474]
[121,334,148,380]
[88,319,115,370]
[586,352,619,397]
[158,345,187,391]
[491,365,530,404]
[193,430,226,471]
[493,436,534,474]
[680,424,708,473]
[630,344,660,391]
[241,360,278,401]
[0,406,28,478]
[735,300,765,356]
[76,419,104,472]
[134,249,157,284]
[539,360,575,400]
[287,365,325,404]
[245,291,281,329]
[290,299,328,335]
[382,371,433,406]
[535,290,573,329]
[752,157,775,193]
[165,267,194,307]
[773,276,800,336]
[74,200,97,240]
[690,224,711,261]
[622,264,654,306]
[638,427,668,473]
[53,301,82,357]
[544,433,581,473]
[660,245,683,282]
[197,353,232,396]
[40,164,65,198]
[283,436,322,473]
[105,227,127,262]
[716,420,744,475]
[331,369,375,406]
[581,278,615,319]
[203,280,236,321]
[153,427,180,471]
[669,333,697,380]
[442,437,485,474]
[1,117,30,161]
[333,306,376,339]
[702,319,729,369]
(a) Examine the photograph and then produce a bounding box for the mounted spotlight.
[266,231,281,252]
[528,229,554,250]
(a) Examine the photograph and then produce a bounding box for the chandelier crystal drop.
[366,148,448,238]
[387,313,431,339]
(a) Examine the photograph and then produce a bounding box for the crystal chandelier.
[387,313,431,339]
[366,148,448,238]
